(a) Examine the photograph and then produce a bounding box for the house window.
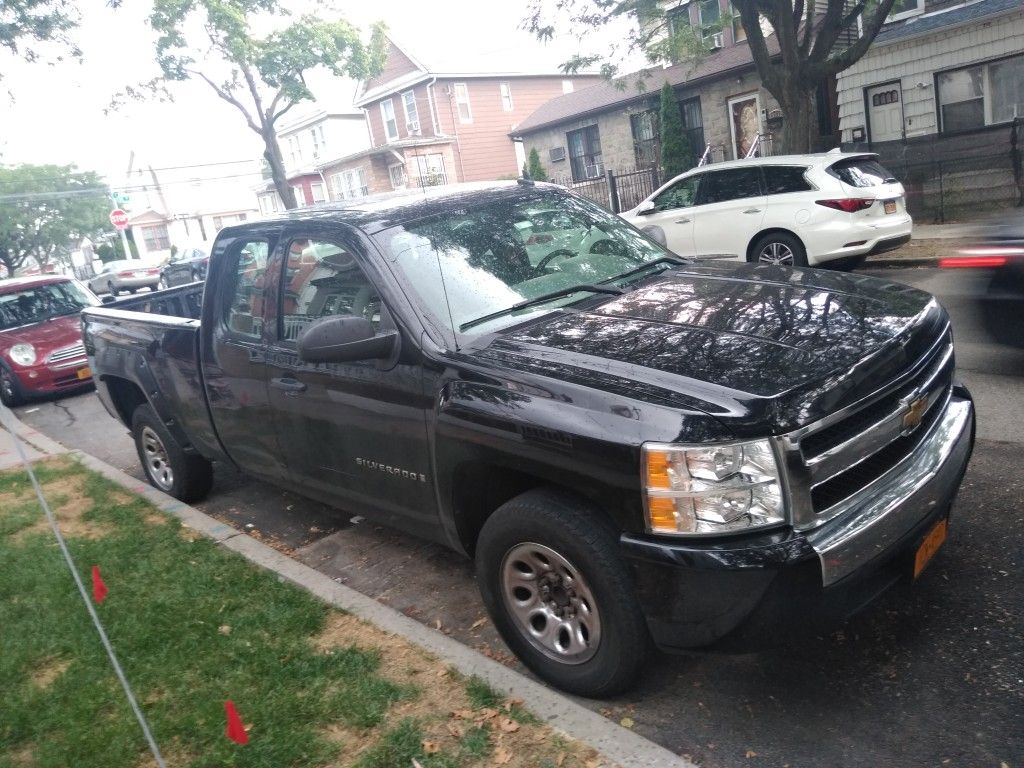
[667,4,690,37]
[938,54,1024,132]
[887,0,923,22]
[567,125,602,181]
[500,82,514,112]
[381,98,399,141]
[630,110,659,169]
[402,90,420,133]
[287,136,302,166]
[562,80,574,94]
[413,154,447,186]
[292,185,305,206]
[388,164,407,189]
[454,83,473,123]
[729,2,746,42]
[258,193,280,215]
[310,182,326,203]
[331,168,369,200]
[680,97,705,165]
[141,224,170,251]
[698,0,721,43]
[309,125,325,158]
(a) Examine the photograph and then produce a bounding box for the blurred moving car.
[159,247,210,289]
[0,275,99,406]
[940,210,1024,350]
[621,151,912,268]
[88,259,162,296]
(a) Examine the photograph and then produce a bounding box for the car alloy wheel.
[500,542,601,664]
[140,425,174,491]
[758,241,795,266]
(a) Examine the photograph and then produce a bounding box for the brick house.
[315,37,602,198]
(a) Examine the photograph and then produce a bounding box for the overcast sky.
[0,0,634,197]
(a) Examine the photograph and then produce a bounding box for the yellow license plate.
[913,519,947,578]
[76,367,91,380]
[884,200,897,214]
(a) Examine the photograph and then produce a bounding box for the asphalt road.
[12,266,1024,767]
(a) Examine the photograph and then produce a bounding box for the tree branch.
[189,68,261,133]
[822,0,898,74]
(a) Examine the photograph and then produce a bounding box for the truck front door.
[264,231,439,539]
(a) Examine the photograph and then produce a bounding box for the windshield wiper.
[459,283,625,332]
[603,255,688,284]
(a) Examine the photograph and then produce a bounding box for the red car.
[0,275,99,407]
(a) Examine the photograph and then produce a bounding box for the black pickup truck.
[81,181,974,696]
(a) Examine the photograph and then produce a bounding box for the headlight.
[8,343,37,367]
[642,440,786,535]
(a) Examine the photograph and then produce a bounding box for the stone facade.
[522,68,783,183]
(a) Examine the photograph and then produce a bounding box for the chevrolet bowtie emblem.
[903,396,929,433]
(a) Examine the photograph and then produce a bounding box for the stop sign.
[109,209,129,230]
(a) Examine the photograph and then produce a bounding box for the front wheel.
[132,403,213,502]
[475,488,649,697]
[0,366,25,407]
[748,232,808,267]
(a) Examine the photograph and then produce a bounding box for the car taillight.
[816,198,875,213]
[118,271,136,277]
[145,268,160,275]
[939,246,1024,269]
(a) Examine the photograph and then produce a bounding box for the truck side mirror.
[298,315,397,363]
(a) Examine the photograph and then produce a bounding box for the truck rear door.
[263,228,438,538]
[202,233,291,483]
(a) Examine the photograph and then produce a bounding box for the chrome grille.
[781,328,954,529]
[47,343,87,367]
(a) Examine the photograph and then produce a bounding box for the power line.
[0,170,270,203]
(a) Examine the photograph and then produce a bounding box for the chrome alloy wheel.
[141,425,174,491]
[758,241,795,265]
[500,542,601,664]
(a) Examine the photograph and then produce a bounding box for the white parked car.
[88,260,162,296]
[621,151,912,268]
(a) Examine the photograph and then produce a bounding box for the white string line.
[9,433,167,768]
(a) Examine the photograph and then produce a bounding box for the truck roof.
[238,180,562,236]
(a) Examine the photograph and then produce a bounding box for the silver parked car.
[88,260,162,296]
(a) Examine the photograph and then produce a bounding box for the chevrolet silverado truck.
[81,181,975,697]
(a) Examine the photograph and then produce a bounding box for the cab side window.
[698,168,763,204]
[223,240,270,339]
[653,175,701,211]
[280,238,382,345]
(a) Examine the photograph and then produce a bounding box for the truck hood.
[0,314,84,358]
[473,263,948,435]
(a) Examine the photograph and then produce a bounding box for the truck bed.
[81,283,224,463]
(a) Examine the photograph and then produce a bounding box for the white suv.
[621,151,912,268]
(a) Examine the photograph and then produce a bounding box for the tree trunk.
[262,126,298,210]
[773,83,818,154]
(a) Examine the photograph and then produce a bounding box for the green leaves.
[0,164,111,277]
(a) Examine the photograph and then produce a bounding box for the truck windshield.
[374,190,673,340]
[0,280,99,330]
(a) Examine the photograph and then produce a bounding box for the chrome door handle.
[675,218,691,224]
[270,377,307,394]
[743,208,762,214]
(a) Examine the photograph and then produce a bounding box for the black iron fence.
[844,119,1024,223]
[551,168,662,214]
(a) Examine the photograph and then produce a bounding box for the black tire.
[0,365,25,408]
[107,281,119,297]
[131,403,213,503]
[748,231,808,267]
[191,270,201,283]
[128,288,138,294]
[475,488,649,697]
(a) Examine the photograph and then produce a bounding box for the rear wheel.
[748,232,807,267]
[0,366,25,407]
[132,403,213,502]
[475,488,648,697]
[107,281,119,297]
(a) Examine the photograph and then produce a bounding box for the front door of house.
[867,82,904,142]
[728,93,763,160]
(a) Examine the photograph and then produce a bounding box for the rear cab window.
[827,158,897,188]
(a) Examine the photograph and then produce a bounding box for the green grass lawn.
[0,457,604,768]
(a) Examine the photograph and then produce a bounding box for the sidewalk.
[0,403,692,768]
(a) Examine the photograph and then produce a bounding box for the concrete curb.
[0,404,69,456]
[61,448,692,768]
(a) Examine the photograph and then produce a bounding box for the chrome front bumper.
[806,394,974,586]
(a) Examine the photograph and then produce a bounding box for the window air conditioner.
[549,146,567,162]
[708,32,724,49]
